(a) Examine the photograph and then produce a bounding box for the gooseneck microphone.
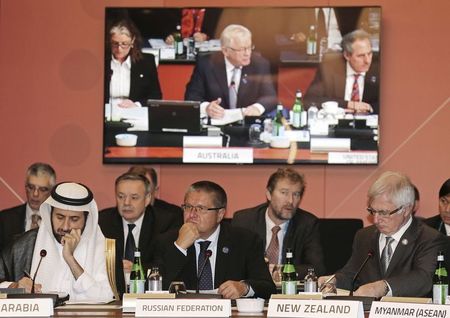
[349,250,373,296]
[196,250,212,293]
[31,249,47,294]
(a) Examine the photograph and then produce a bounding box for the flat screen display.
[103,6,381,165]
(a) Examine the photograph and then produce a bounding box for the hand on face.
[61,228,82,259]
[176,222,200,250]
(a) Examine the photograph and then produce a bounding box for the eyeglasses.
[227,45,255,53]
[367,205,403,217]
[25,183,50,194]
[111,41,133,49]
[181,204,224,215]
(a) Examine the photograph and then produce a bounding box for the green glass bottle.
[129,249,145,293]
[173,25,183,57]
[433,251,448,304]
[272,103,285,136]
[281,248,297,295]
[292,90,302,129]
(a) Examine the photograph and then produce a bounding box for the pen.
[319,274,336,291]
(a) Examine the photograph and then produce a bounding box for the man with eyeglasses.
[0,162,56,252]
[98,172,182,297]
[153,181,276,299]
[319,171,446,297]
[185,24,277,121]
[232,168,325,280]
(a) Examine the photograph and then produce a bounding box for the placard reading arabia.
[0,298,53,317]
[267,298,364,318]
[369,301,450,318]
[135,298,232,317]
[183,148,253,163]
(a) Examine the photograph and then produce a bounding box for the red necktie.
[351,74,361,101]
[266,226,281,265]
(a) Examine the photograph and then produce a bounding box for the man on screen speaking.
[305,29,379,114]
[185,24,277,121]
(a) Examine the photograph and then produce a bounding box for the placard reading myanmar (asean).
[369,301,450,318]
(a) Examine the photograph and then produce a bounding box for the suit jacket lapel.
[215,225,232,287]
[385,220,418,276]
[255,206,268,249]
[211,55,229,105]
[139,210,154,252]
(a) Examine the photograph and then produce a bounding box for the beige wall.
[0,0,449,224]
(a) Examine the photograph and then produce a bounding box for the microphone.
[349,250,373,296]
[196,250,212,293]
[31,249,47,294]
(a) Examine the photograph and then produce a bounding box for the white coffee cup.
[322,101,339,114]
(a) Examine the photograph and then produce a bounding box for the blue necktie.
[198,241,213,290]
[124,223,136,261]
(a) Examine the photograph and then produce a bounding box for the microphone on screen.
[349,250,373,296]
[196,250,212,293]
[31,249,47,294]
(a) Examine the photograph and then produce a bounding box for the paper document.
[210,109,244,126]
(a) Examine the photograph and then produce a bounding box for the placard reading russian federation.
[369,301,450,318]
[135,298,232,317]
[267,298,363,318]
[0,298,53,317]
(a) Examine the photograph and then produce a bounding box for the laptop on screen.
[147,100,202,134]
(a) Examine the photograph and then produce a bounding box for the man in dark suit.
[185,24,277,120]
[232,168,325,279]
[305,29,380,114]
[98,173,183,296]
[154,181,276,299]
[319,171,447,297]
[425,178,450,235]
[127,166,183,217]
[0,162,56,252]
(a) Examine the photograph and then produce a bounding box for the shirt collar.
[381,216,413,242]
[224,57,240,73]
[346,62,366,78]
[196,224,221,246]
[111,54,131,69]
[265,208,289,232]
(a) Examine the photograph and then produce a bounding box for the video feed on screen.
[103,6,381,165]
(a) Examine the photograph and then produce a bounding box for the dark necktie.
[124,223,136,261]
[381,236,394,274]
[351,73,361,101]
[198,241,213,290]
[229,68,238,109]
[266,226,281,265]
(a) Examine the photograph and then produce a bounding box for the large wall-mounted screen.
[103,6,381,165]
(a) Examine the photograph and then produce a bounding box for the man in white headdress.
[0,182,114,302]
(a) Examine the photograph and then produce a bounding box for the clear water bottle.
[148,266,163,292]
[304,268,318,292]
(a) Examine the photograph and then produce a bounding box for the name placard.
[183,148,253,163]
[369,301,450,318]
[135,298,231,317]
[0,298,53,317]
[328,152,378,164]
[267,298,363,318]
